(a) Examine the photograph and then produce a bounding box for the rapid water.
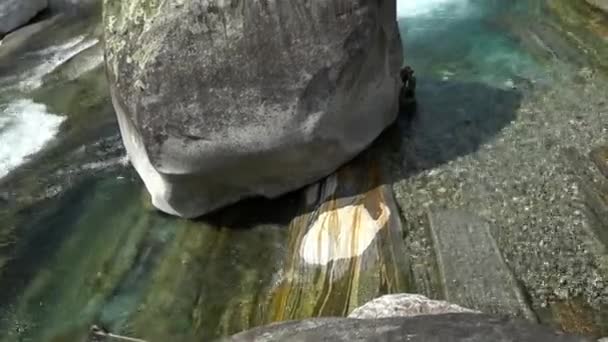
[0,29,98,181]
[0,1,607,341]
[0,27,99,183]
[0,100,64,178]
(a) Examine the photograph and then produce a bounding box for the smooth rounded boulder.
[348,293,478,319]
[224,314,591,342]
[103,0,403,218]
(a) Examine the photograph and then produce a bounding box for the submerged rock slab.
[103,0,403,218]
[564,147,608,258]
[226,314,591,342]
[427,209,537,320]
[0,0,47,36]
[118,152,409,341]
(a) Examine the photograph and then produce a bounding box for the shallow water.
[0,0,607,341]
[397,0,608,335]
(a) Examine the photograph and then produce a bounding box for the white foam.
[397,0,472,18]
[0,99,65,178]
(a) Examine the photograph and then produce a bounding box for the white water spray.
[0,99,65,178]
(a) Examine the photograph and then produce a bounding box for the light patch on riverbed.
[299,188,391,265]
[0,99,64,178]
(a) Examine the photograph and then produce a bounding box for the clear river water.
[0,0,607,341]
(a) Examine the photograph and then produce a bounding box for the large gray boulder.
[225,314,591,342]
[0,0,47,36]
[104,0,403,218]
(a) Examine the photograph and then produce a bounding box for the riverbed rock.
[104,0,403,218]
[0,0,48,36]
[348,293,478,319]
[226,314,592,342]
[586,0,608,14]
[428,209,537,321]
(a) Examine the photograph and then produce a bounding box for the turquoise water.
[0,0,607,340]
[400,0,545,86]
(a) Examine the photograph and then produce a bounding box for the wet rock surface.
[0,0,47,37]
[226,314,592,342]
[348,293,477,319]
[104,0,403,218]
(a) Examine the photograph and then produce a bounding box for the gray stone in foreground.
[348,293,478,319]
[104,0,403,218]
[225,314,591,342]
[427,209,537,320]
[0,0,47,36]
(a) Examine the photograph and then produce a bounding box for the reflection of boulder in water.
[104,0,403,218]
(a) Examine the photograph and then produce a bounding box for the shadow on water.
[397,78,522,176]
[201,77,522,230]
[199,192,301,230]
